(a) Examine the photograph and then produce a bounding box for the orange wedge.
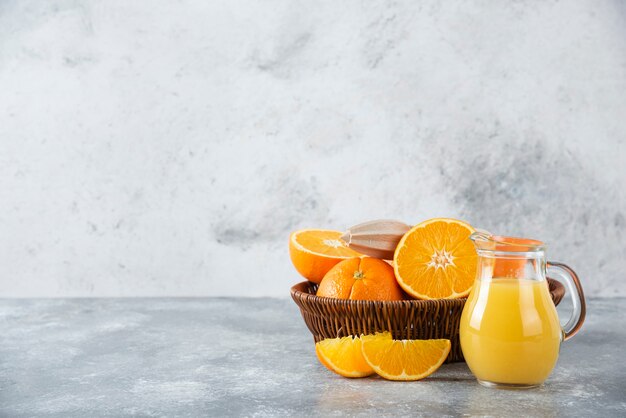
[314,344,334,372]
[393,218,477,299]
[360,332,451,381]
[289,229,362,283]
[315,336,374,378]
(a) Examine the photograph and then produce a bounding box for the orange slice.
[315,336,374,378]
[314,344,334,372]
[289,229,362,283]
[360,332,451,381]
[393,218,477,299]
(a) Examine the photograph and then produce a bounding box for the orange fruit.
[315,335,374,378]
[360,332,451,381]
[393,218,477,299]
[316,257,404,301]
[289,229,362,283]
[314,343,335,372]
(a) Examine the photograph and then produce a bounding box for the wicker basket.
[291,278,565,363]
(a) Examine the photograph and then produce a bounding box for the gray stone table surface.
[1,297,625,417]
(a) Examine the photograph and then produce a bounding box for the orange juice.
[460,278,563,386]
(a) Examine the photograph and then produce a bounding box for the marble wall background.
[1,0,625,297]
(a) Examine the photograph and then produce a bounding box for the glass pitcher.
[459,232,586,389]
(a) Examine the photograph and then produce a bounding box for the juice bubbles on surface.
[460,278,563,386]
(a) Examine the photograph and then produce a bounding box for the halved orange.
[289,229,362,283]
[360,332,450,381]
[393,218,476,299]
[315,335,374,378]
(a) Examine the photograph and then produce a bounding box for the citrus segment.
[315,336,374,378]
[289,229,362,283]
[315,344,334,372]
[360,332,451,381]
[316,257,404,301]
[393,218,476,299]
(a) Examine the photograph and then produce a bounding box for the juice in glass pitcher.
[460,233,586,388]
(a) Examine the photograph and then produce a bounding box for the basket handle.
[547,261,586,341]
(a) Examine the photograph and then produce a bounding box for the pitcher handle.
[547,261,586,341]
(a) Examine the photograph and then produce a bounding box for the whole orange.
[316,257,404,301]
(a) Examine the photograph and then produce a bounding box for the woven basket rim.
[291,278,566,307]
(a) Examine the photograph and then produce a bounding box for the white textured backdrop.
[1,0,625,297]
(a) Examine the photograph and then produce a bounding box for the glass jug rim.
[470,230,546,256]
